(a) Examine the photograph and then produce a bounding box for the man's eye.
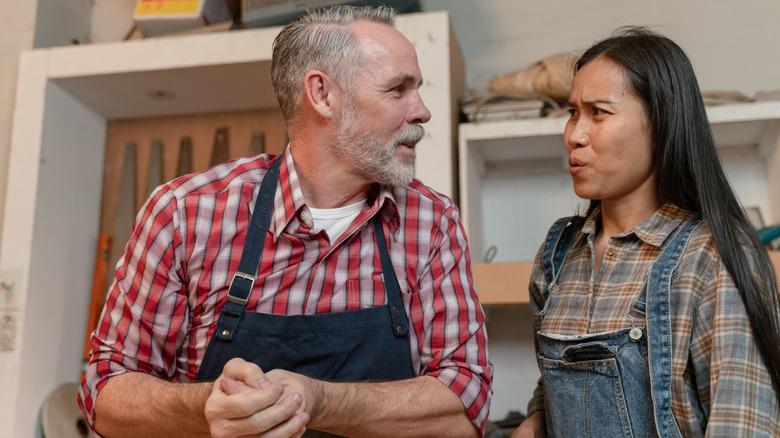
[592,107,609,116]
[567,108,578,117]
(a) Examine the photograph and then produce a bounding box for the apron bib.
[195,156,414,437]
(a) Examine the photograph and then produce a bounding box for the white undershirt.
[308,199,366,242]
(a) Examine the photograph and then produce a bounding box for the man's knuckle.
[209,425,228,438]
[224,357,243,370]
[282,397,300,415]
[232,402,255,418]
[250,413,273,433]
[203,403,218,420]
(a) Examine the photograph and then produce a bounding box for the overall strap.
[644,217,699,438]
[372,217,410,338]
[215,156,282,342]
[542,216,583,298]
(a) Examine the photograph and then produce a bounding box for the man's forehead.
[347,20,400,38]
[347,20,414,54]
[345,20,422,84]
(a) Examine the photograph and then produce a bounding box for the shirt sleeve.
[77,184,189,429]
[412,204,493,433]
[690,251,780,437]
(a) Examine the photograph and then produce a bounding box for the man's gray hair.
[271,5,396,126]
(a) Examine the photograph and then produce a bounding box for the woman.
[514,28,780,437]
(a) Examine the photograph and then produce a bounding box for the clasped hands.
[204,358,323,438]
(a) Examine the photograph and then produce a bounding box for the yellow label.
[135,0,202,16]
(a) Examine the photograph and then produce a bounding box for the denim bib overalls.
[195,156,414,437]
[535,216,698,437]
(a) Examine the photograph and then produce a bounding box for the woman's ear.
[302,70,338,119]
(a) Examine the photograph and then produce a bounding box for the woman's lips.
[569,156,586,176]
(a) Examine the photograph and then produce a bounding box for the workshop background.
[1,1,779,437]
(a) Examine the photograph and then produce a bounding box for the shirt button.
[300,210,312,225]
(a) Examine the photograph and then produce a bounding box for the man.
[78,6,492,437]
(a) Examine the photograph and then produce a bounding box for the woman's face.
[564,56,657,205]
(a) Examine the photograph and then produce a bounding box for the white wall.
[0,0,37,259]
[0,0,93,255]
[426,0,780,96]
[33,0,92,47]
[15,81,105,438]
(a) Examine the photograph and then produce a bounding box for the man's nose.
[408,91,431,124]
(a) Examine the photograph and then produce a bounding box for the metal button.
[391,305,401,315]
[607,249,615,257]
[395,325,406,335]
[629,327,643,342]
[222,329,231,337]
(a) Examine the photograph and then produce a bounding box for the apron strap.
[215,155,282,341]
[372,217,410,338]
[214,154,408,342]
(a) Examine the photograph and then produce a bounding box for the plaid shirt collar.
[269,147,400,242]
[581,202,690,248]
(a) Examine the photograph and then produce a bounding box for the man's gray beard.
[333,108,424,187]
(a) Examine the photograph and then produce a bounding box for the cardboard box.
[134,0,233,36]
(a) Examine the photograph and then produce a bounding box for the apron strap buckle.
[227,272,255,306]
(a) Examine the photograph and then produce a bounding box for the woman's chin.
[572,186,595,200]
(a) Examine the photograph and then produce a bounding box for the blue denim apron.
[195,156,414,435]
[535,216,698,437]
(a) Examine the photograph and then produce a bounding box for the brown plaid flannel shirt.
[527,203,779,437]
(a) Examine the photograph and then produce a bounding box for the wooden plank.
[474,251,780,306]
[473,261,532,305]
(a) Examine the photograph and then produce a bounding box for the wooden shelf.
[473,261,531,305]
[474,251,780,305]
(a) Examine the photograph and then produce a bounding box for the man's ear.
[303,70,338,119]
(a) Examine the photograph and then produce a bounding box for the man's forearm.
[310,375,479,438]
[94,372,212,438]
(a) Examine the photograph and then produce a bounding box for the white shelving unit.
[0,12,463,437]
[461,101,780,273]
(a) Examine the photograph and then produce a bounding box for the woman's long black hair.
[578,27,780,403]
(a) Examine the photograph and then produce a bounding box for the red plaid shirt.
[78,148,493,430]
